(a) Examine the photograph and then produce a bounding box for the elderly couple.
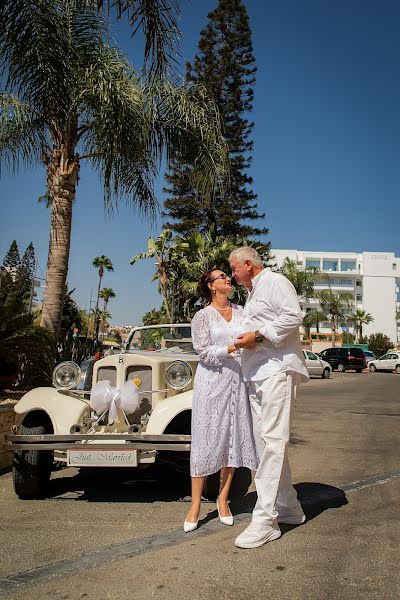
[184,246,309,549]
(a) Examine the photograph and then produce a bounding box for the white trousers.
[248,370,300,525]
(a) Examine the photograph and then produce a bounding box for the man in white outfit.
[229,247,309,549]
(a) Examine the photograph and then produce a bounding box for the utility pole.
[84,288,93,344]
[28,257,39,313]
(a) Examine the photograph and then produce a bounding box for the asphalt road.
[0,372,399,600]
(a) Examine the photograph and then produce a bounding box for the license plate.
[67,448,138,467]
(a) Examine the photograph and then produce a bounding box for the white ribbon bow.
[90,380,140,425]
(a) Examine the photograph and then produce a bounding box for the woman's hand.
[234,332,257,349]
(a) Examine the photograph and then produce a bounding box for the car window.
[364,351,374,357]
[349,348,365,357]
[306,351,319,361]
[125,326,194,352]
[379,354,389,360]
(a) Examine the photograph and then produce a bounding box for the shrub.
[0,301,55,388]
[367,333,394,358]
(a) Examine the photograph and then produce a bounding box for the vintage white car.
[5,324,226,499]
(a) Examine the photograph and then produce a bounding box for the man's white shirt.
[240,269,309,382]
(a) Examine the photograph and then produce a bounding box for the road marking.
[1,469,400,593]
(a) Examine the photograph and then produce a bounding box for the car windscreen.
[349,348,365,357]
[126,326,195,353]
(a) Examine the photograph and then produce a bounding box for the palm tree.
[93,257,114,341]
[131,227,268,322]
[278,258,323,300]
[302,310,327,339]
[98,309,112,336]
[99,287,116,313]
[348,309,374,343]
[99,287,116,337]
[171,228,253,316]
[0,1,228,340]
[131,230,174,321]
[316,289,354,347]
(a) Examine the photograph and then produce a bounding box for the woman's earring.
[212,289,216,294]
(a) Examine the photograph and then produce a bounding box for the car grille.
[125,366,152,424]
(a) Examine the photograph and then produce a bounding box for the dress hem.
[190,462,257,478]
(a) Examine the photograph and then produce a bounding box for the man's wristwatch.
[255,330,264,343]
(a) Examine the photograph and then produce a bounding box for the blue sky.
[1,0,399,325]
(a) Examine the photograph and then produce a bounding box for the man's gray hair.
[229,246,264,268]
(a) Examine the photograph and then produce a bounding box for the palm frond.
[145,79,229,201]
[93,0,181,77]
[81,50,228,211]
[0,94,44,172]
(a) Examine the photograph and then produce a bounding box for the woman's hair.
[228,246,263,268]
[197,270,215,302]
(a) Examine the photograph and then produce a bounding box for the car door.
[377,354,390,371]
[305,351,322,376]
[329,348,341,369]
[386,354,397,371]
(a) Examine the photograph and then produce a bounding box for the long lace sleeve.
[191,310,229,366]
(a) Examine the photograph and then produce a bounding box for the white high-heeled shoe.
[183,516,199,533]
[216,497,234,526]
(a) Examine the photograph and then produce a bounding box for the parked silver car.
[302,350,331,378]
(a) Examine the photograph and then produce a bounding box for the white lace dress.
[190,304,258,477]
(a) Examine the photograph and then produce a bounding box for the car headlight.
[165,361,192,390]
[53,361,81,390]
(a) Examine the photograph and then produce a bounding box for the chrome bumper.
[4,433,191,452]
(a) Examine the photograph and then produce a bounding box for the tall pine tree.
[0,240,36,306]
[163,0,268,243]
[18,242,36,304]
[2,240,20,278]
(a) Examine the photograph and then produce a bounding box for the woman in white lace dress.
[184,269,258,532]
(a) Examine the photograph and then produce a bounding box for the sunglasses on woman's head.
[210,273,229,282]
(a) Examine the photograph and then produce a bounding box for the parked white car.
[302,350,332,378]
[6,324,214,499]
[368,352,400,374]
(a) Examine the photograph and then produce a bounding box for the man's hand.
[234,332,257,349]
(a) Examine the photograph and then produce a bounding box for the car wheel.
[202,472,220,501]
[13,416,53,499]
[322,368,330,379]
[396,365,400,374]
[369,363,377,372]
[337,363,346,372]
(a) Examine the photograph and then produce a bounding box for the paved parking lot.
[0,372,399,600]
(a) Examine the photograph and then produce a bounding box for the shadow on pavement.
[295,481,348,520]
[46,454,193,502]
[230,481,348,528]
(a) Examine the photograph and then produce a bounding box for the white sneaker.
[277,504,306,525]
[235,521,281,549]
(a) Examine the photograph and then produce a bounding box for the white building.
[272,249,400,344]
